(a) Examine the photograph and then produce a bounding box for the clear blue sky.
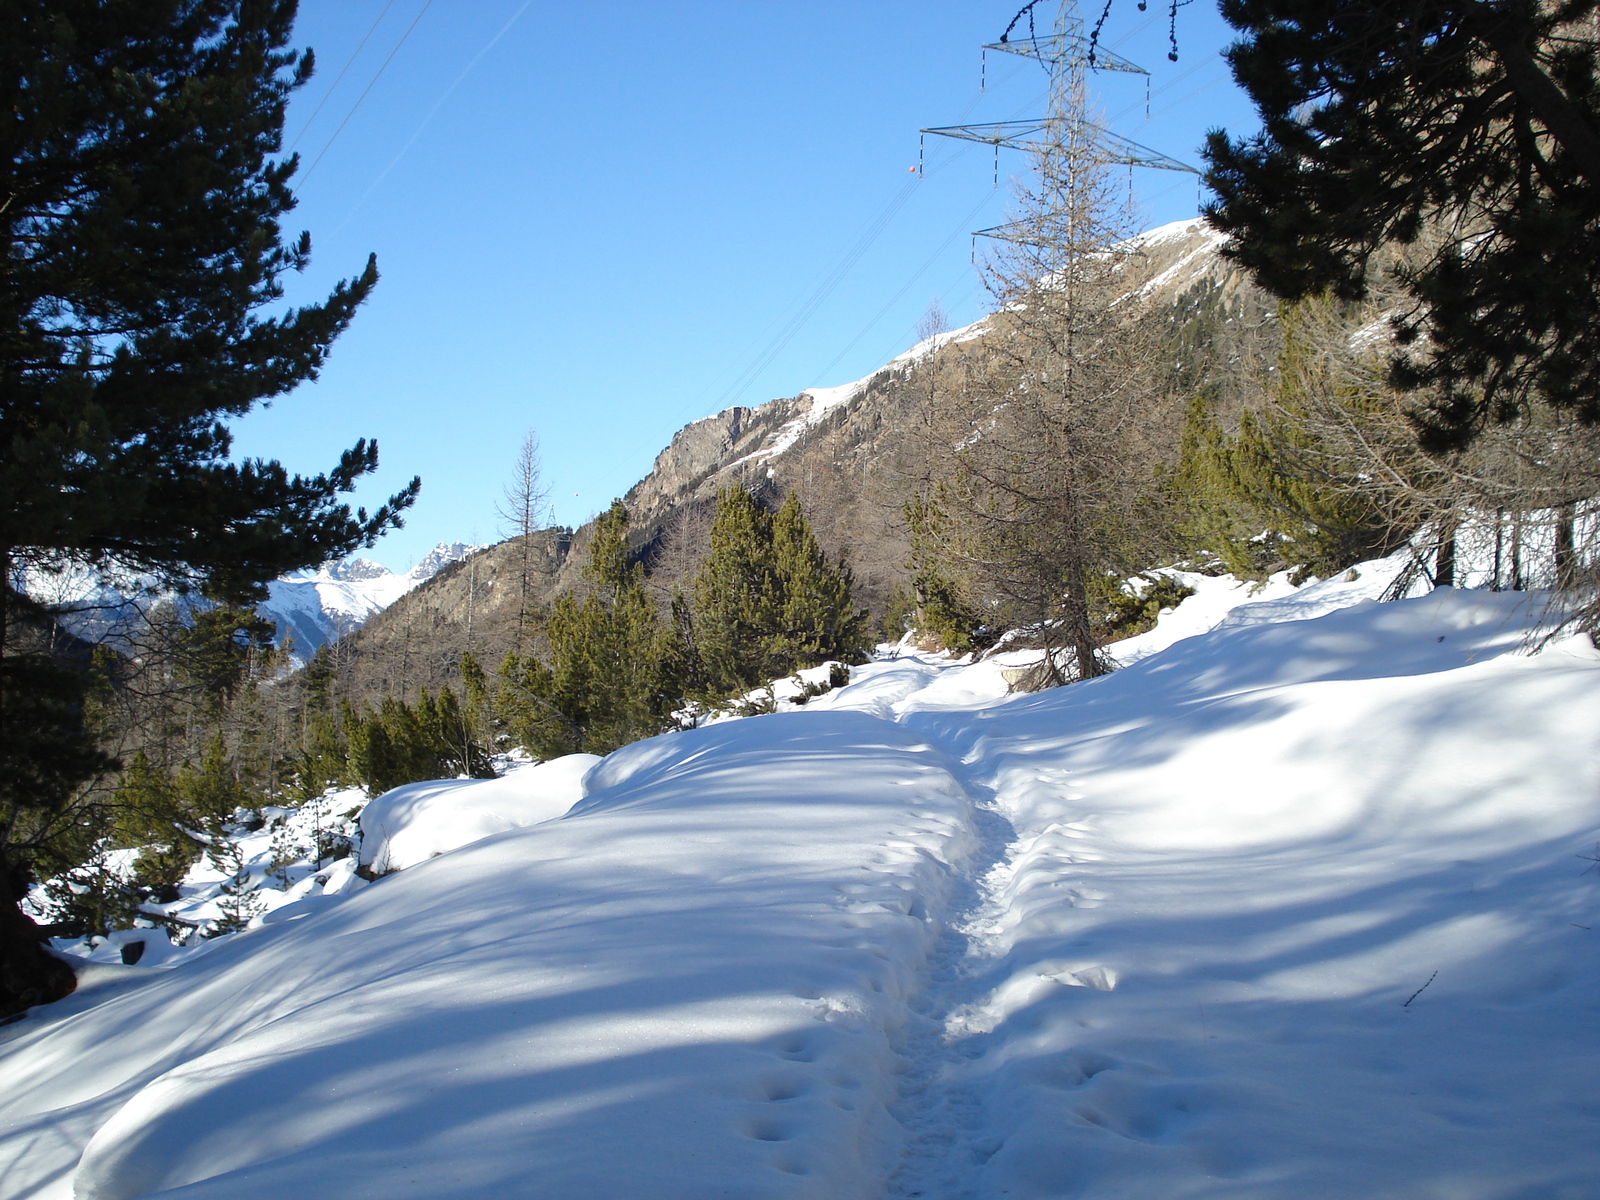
[234,1,1261,571]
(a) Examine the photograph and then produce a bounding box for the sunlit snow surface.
[4,561,1599,1199]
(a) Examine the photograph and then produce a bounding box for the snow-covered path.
[881,777,1015,1200]
[4,713,980,1200]
[832,577,1600,1198]
[5,568,1600,1199]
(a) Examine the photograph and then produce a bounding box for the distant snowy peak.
[263,542,480,661]
[406,541,476,583]
[323,557,390,584]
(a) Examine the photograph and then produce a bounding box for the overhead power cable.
[1104,51,1223,125]
[331,0,535,235]
[299,0,435,187]
[806,188,999,389]
[686,70,1041,420]
[700,176,925,417]
[797,8,1207,398]
[286,0,398,154]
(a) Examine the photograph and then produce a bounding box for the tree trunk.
[1555,501,1578,589]
[1063,557,1106,682]
[1511,511,1525,590]
[0,558,79,1018]
[0,861,77,1020]
[1491,508,1504,591]
[1433,519,1458,588]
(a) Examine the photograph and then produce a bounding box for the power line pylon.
[920,0,1196,243]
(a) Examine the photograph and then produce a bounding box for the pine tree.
[1177,297,1467,585]
[903,491,980,653]
[113,751,203,907]
[175,607,279,722]
[692,488,866,697]
[1203,0,1600,450]
[459,651,496,758]
[173,730,262,936]
[418,687,493,781]
[0,1,419,1015]
[664,591,708,702]
[693,488,780,695]
[502,502,673,758]
[182,731,253,832]
[337,689,490,797]
[769,494,869,672]
[1179,398,1406,584]
[494,651,576,763]
[290,646,347,802]
[342,699,395,797]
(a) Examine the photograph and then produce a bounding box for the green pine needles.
[1176,298,1448,584]
[497,501,677,759]
[494,489,868,759]
[692,489,869,697]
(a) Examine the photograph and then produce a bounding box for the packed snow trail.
[880,776,1016,1200]
[4,566,1600,1199]
[864,584,1600,1199]
[2,712,977,1200]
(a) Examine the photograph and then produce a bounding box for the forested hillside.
[329,218,1276,703]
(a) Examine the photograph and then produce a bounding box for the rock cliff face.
[330,220,1272,702]
[623,402,793,524]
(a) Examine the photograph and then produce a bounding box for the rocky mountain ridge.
[328,218,1273,702]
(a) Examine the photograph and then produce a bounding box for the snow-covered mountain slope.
[25,543,477,665]
[624,218,1235,531]
[5,564,1597,1200]
[256,541,477,660]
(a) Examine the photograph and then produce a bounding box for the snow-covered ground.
[4,561,1597,1199]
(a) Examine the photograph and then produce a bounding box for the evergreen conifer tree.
[342,699,395,797]
[338,690,491,797]
[290,646,347,802]
[769,494,869,672]
[493,651,573,763]
[117,753,201,904]
[903,491,980,653]
[693,488,779,696]
[1203,0,1600,449]
[502,501,672,758]
[692,488,866,696]
[1177,297,1461,583]
[183,731,253,832]
[0,1,419,1014]
[664,591,708,702]
[459,651,496,758]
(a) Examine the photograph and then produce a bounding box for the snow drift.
[356,752,599,874]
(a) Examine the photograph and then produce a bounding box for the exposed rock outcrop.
[329,220,1273,702]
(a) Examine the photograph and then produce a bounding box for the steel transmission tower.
[920,0,1196,244]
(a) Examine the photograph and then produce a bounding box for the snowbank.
[884,586,1600,1198]
[357,753,600,874]
[2,717,974,1200]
